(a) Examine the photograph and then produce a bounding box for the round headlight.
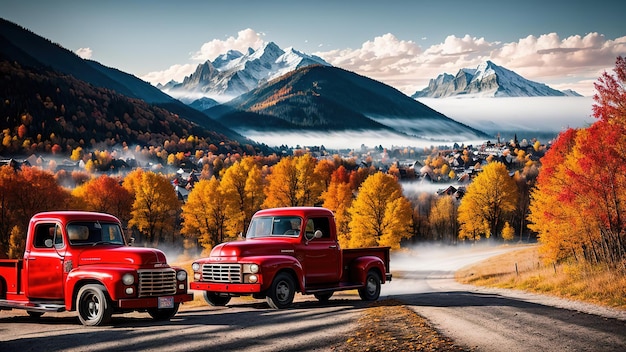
[176,270,187,281]
[191,263,200,271]
[249,264,259,274]
[122,273,135,286]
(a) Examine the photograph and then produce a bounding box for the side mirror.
[44,239,53,248]
[314,230,323,239]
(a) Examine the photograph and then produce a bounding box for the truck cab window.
[34,223,60,248]
[67,222,124,245]
[306,217,331,239]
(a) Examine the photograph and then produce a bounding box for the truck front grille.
[137,268,177,297]
[201,264,242,283]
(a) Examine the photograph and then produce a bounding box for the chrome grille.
[201,264,242,283]
[137,268,177,297]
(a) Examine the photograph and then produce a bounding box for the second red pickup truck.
[190,207,391,308]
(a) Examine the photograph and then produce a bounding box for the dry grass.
[455,244,626,310]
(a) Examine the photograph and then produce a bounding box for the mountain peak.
[412,61,580,98]
[163,41,330,103]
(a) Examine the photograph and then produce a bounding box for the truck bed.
[0,259,23,297]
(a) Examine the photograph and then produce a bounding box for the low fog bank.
[240,129,485,150]
[417,97,595,137]
[391,242,525,272]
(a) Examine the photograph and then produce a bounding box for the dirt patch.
[332,299,470,351]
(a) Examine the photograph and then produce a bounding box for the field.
[455,244,626,310]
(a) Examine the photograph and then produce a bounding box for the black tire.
[314,292,333,302]
[77,284,113,326]
[358,270,381,301]
[27,311,44,319]
[147,303,180,321]
[203,292,231,306]
[266,272,295,309]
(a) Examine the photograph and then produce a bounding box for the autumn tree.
[321,166,354,248]
[71,175,133,224]
[181,177,228,253]
[0,165,71,257]
[429,196,458,243]
[528,129,582,262]
[347,172,413,249]
[262,154,324,208]
[126,171,180,246]
[528,57,626,265]
[458,162,518,241]
[220,156,265,237]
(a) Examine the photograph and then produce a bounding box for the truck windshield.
[246,216,302,239]
[67,221,125,246]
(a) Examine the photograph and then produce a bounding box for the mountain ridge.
[207,65,489,141]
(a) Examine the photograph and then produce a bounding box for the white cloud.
[75,47,92,59]
[315,32,626,97]
[141,28,266,85]
[191,28,265,62]
[140,63,196,86]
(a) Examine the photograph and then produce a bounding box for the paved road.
[1,245,625,351]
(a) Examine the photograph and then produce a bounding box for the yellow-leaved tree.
[262,154,324,208]
[219,156,265,237]
[458,161,518,241]
[347,172,413,249]
[428,195,458,243]
[127,171,180,246]
[181,177,227,253]
[321,165,354,248]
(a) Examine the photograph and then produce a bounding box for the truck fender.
[348,256,386,285]
[65,268,119,310]
[251,255,305,293]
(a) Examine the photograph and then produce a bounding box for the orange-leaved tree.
[528,56,626,265]
[262,154,324,208]
[71,175,133,225]
[0,165,71,258]
[458,161,518,241]
[347,172,413,249]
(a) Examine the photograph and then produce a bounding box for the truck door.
[302,217,341,284]
[25,222,65,299]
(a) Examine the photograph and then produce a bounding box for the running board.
[304,282,363,294]
[0,300,65,313]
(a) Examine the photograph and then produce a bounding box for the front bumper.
[190,281,262,293]
[117,293,194,309]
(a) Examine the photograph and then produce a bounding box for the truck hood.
[211,240,296,259]
[77,246,169,268]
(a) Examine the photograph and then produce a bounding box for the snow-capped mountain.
[412,61,582,98]
[162,42,330,103]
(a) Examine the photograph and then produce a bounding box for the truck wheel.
[27,311,44,319]
[358,270,381,301]
[266,272,295,309]
[314,292,333,302]
[77,284,113,326]
[147,303,180,321]
[203,292,231,306]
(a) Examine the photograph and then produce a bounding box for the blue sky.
[2,0,625,96]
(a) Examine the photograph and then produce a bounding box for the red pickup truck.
[0,211,193,326]
[190,207,391,308]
